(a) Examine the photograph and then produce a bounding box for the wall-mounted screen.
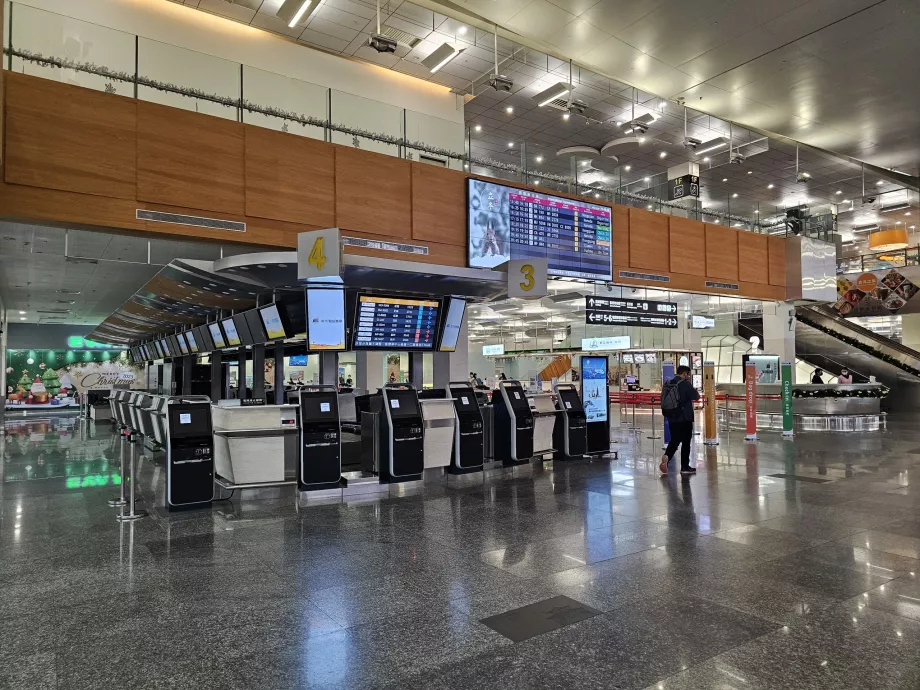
[467,178,612,281]
[208,323,227,349]
[185,330,199,354]
[176,333,189,355]
[259,304,288,341]
[438,297,466,352]
[221,318,242,347]
[288,355,309,366]
[306,288,346,351]
[353,294,440,350]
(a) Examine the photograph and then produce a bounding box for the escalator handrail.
[800,304,920,361]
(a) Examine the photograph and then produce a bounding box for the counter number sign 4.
[298,228,343,281]
[507,257,548,298]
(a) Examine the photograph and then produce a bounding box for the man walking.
[659,365,700,475]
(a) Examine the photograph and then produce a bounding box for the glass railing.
[837,246,920,273]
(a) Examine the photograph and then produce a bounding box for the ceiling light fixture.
[505,106,513,114]
[562,113,570,120]
[659,152,667,158]
[768,184,774,189]
[722,178,728,182]
[508,142,514,148]
[695,138,729,155]
[457,26,467,35]
[747,171,753,175]
[276,0,319,27]
[422,43,462,73]
[880,202,911,213]
[474,125,482,132]
[647,205,653,209]
[643,177,650,182]
[624,165,631,171]
[535,155,543,163]
[533,82,573,107]
[703,157,710,162]
[836,190,843,195]
[18,310,25,315]
[877,180,885,186]
[594,193,600,198]
[732,193,738,198]
[638,137,646,143]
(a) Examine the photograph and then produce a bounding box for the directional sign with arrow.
[585,296,679,329]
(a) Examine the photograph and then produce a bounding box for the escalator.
[743,305,920,408]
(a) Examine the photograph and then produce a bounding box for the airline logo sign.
[585,296,679,329]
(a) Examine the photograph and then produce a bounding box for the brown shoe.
[659,454,669,474]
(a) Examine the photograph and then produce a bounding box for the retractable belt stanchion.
[108,429,127,508]
[647,396,661,440]
[116,429,146,522]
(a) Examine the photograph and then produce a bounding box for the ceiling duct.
[378,25,421,49]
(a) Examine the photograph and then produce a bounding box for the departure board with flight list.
[353,295,440,350]
[467,179,612,281]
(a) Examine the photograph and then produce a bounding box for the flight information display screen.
[439,297,466,352]
[353,294,440,350]
[467,179,612,281]
[185,330,199,354]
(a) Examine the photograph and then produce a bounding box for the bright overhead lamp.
[836,190,843,194]
[18,310,26,315]
[722,178,728,182]
[624,165,631,171]
[703,157,710,162]
[877,180,885,186]
[505,106,514,114]
[535,155,543,163]
[696,137,729,155]
[732,193,738,198]
[853,223,880,233]
[767,184,774,189]
[276,0,319,27]
[880,202,911,213]
[533,82,573,107]
[659,152,667,159]
[422,43,462,73]
[643,176,650,182]
[562,113,570,120]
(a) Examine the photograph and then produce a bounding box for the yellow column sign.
[703,360,718,446]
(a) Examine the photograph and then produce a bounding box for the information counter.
[212,403,299,487]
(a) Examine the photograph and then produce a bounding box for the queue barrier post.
[116,430,147,522]
[647,397,661,440]
[108,430,128,508]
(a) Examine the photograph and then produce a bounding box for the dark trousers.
[664,420,693,469]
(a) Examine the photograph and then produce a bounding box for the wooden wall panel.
[612,204,629,269]
[613,264,785,301]
[411,163,466,246]
[768,236,787,286]
[137,101,245,215]
[738,232,769,284]
[668,216,705,276]
[245,127,335,227]
[5,73,137,199]
[705,224,739,281]
[628,207,669,272]
[335,147,411,239]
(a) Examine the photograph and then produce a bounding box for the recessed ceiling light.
[906,212,912,216]
[638,137,646,143]
[457,26,467,35]
[836,190,843,194]
[562,113,570,120]
[624,165,631,171]
[877,180,884,186]
[422,43,462,73]
[911,225,917,230]
[703,157,710,162]
[18,310,25,315]
[659,152,667,158]
[535,155,543,163]
[615,121,622,126]
[276,0,319,27]
[581,160,588,166]
[508,142,514,148]
[643,177,650,182]
[747,171,753,175]
[722,178,728,182]
[732,193,738,198]
[842,199,849,203]
[474,125,482,132]
[19,316,26,320]
[647,205,653,209]
[754,210,760,214]
[463,163,469,169]
[505,106,513,114]
[594,193,600,198]
[767,184,774,189]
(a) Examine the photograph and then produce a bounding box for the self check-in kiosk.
[372,383,424,483]
[448,381,484,473]
[164,397,214,510]
[553,383,588,461]
[299,384,342,491]
[492,380,534,467]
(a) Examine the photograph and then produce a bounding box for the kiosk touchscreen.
[299,385,342,490]
[553,383,588,461]
[492,380,534,466]
[447,381,484,473]
[164,399,214,509]
[374,384,424,482]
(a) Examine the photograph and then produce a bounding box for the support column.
[252,345,265,401]
[901,314,920,350]
[237,348,246,399]
[408,352,423,387]
[319,352,338,387]
[355,351,384,393]
[433,317,468,390]
[181,355,193,395]
[210,350,222,402]
[274,345,285,403]
[762,302,796,363]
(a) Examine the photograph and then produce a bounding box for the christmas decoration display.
[791,386,889,399]
[41,366,62,397]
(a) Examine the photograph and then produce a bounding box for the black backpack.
[660,379,682,417]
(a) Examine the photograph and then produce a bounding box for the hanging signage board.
[667,174,700,201]
[506,258,548,299]
[581,336,631,352]
[703,361,718,446]
[298,228,343,281]
[585,296,679,328]
[781,361,794,437]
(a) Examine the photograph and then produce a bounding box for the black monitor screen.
[300,391,339,423]
[439,297,466,352]
[176,333,190,356]
[232,313,254,346]
[208,323,227,350]
[306,288,346,351]
[168,404,212,439]
[244,310,266,344]
[353,294,440,350]
[159,339,171,358]
[185,330,199,354]
[385,389,421,418]
[259,304,288,341]
[449,385,479,413]
[195,325,214,353]
[467,178,612,281]
[503,384,532,415]
[557,387,583,413]
[221,318,242,347]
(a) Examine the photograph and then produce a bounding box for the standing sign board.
[581,355,609,455]
[703,361,718,446]
[781,361,794,437]
[744,362,757,441]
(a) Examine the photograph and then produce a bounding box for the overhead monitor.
[220,317,242,347]
[259,304,289,342]
[159,338,171,358]
[306,288,347,351]
[244,310,266,344]
[194,325,214,353]
[288,355,309,367]
[467,178,612,281]
[176,333,189,356]
[167,336,182,358]
[208,322,227,350]
[231,313,255,346]
[438,297,467,352]
[184,330,199,354]
[353,294,440,350]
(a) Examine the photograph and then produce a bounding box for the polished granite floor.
[3,411,920,689]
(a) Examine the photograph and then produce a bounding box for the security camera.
[729,151,745,164]
[488,75,514,92]
[862,195,877,205]
[368,34,397,53]
[567,100,588,116]
[683,137,703,150]
[796,171,811,183]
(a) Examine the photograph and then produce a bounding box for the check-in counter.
[211,403,299,486]
[420,398,456,469]
[529,394,560,456]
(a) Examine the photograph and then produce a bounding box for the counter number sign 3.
[507,257,548,298]
[298,228,343,281]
